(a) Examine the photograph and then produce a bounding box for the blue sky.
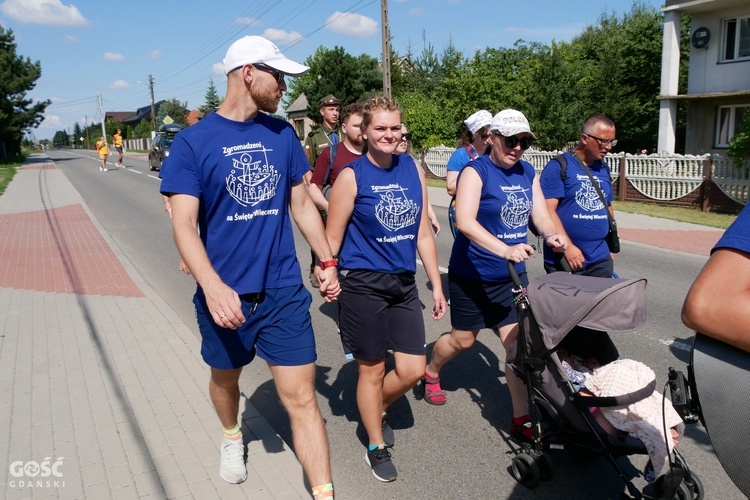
[0,0,665,141]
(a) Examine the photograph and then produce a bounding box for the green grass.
[425,176,737,229]
[0,153,27,197]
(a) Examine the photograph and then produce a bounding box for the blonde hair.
[360,97,402,132]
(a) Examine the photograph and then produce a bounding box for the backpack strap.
[553,153,567,180]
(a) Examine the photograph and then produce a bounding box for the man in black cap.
[304,94,341,286]
[305,94,341,168]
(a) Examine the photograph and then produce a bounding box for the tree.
[133,119,153,139]
[282,46,382,122]
[728,111,750,169]
[0,26,50,156]
[156,98,189,128]
[198,78,222,120]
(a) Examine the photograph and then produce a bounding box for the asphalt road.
[50,149,744,499]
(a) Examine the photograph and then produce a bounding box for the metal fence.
[422,147,749,206]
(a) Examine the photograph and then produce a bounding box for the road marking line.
[416,258,448,274]
[660,339,692,352]
[148,175,160,181]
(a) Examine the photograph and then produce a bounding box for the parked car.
[148,123,183,171]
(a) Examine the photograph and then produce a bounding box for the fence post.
[701,156,713,212]
[618,155,627,201]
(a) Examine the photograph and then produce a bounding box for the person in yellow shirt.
[113,128,124,167]
[95,136,109,172]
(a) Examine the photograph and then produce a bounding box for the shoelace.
[222,441,244,465]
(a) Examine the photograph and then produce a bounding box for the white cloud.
[149,50,162,60]
[40,115,62,128]
[109,80,128,89]
[0,0,88,27]
[325,12,377,38]
[64,34,77,43]
[104,52,124,61]
[408,8,423,16]
[233,16,261,26]
[261,28,303,45]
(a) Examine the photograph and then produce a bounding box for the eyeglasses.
[480,132,490,140]
[253,64,285,84]
[584,133,618,147]
[493,132,534,150]
[401,133,412,142]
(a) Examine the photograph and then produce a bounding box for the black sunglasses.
[401,132,412,141]
[253,63,285,84]
[493,132,534,150]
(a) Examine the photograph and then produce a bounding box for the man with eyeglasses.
[540,114,618,277]
[159,36,337,500]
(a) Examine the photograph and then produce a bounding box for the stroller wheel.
[536,453,554,481]
[682,473,704,500]
[511,453,540,489]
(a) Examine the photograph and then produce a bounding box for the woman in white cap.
[423,109,566,442]
[446,110,493,238]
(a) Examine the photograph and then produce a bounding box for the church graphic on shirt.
[500,188,532,229]
[575,176,606,212]
[375,186,419,232]
[226,150,281,207]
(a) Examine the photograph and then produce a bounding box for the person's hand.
[179,259,190,275]
[431,290,447,320]
[502,243,535,263]
[317,266,340,302]
[204,279,245,329]
[430,216,441,237]
[564,243,585,270]
[545,233,567,253]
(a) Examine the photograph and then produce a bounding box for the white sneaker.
[219,438,247,484]
[99,166,103,171]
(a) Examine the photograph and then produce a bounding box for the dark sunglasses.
[253,63,285,84]
[401,133,412,141]
[480,132,490,140]
[493,132,534,150]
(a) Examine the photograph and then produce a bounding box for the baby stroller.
[506,263,703,499]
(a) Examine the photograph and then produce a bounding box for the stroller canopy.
[526,273,648,351]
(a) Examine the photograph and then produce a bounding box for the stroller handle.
[507,261,523,287]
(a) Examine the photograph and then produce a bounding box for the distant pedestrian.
[540,114,618,277]
[95,136,109,172]
[446,110,493,238]
[325,97,446,482]
[113,128,124,168]
[159,35,338,500]
[396,123,440,236]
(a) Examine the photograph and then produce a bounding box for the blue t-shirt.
[449,155,535,282]
[446,146,475,173]
[339,154,423,274]
[159,112,307,294]
[713,203,750,254]
[540,152,614,266]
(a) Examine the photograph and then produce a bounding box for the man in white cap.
[445,109,492,238]
[160,36,337,500]
[540,114,618,278]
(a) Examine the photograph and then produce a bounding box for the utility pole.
[381,0,391,98]
[84,115,89,149]
[149,74,156,134]
[98,94,106,140]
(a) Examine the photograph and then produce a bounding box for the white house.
[658,0,750,155]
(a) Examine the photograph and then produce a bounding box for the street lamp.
[135,75,156,133]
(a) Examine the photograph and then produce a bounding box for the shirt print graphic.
[225,146,281,207]
[374,185,419,232]
[574,174,606,212]
[500,184,532,229]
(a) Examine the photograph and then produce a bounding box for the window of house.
[722,15,750,62]
[293,119,305,141]
[715,104,748,147]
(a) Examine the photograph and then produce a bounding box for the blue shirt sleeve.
[159,135,201,198]
[540,157,564,199]
[714,204,750,254]
[447,147,471,172]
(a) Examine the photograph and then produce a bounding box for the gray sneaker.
[365,446,397,482]
[381,416,394,447]
[219,438,247,484]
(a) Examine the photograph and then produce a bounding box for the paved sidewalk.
[0,155,309,499]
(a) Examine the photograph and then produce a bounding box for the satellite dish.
[692,27,710,49]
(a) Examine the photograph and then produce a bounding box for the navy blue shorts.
[338,270,426,361]
[194,284,316,369]
[448,270,528,331]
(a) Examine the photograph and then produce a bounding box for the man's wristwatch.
[319,258,339,269]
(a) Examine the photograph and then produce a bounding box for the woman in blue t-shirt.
[326,97,446,482]
[424,109,566,442]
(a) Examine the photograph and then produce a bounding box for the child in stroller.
[507,266,702,499]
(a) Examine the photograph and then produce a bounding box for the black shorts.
[338,270,425,361]
[115,146,123,154]
[448,269,528,331]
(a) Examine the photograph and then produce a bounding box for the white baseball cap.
[490,109,537,139]
[223,36,310,77]
[463,110,493,135]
